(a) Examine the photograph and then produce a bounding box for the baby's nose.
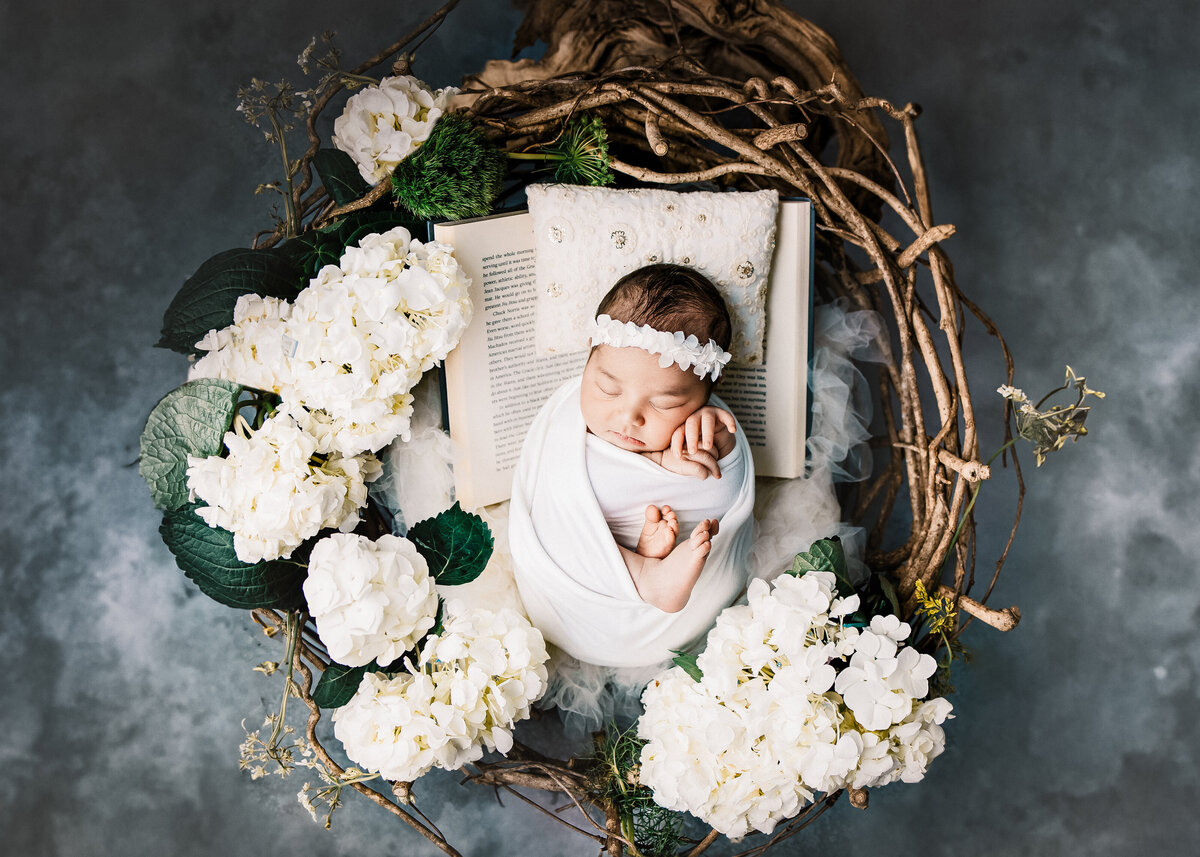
[621,402,645,426]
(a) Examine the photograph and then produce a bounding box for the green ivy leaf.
[312,662,371,709]
[139,379,242,510]
[159,504,307,609]
[312,148,371,206]
[671,650,703,682]
[156,248,303,354]
[407,502,493,585]
[277,211,421,280]
[790,536,853,595]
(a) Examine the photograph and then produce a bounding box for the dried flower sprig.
[297,765,381,830]
[238,612,305,777]
[943,367,1103,597]
[236,78,313,236]
[239,714,309,780]
[998,366,1105,466]
[238,32,381,237]
[296,31,380,94]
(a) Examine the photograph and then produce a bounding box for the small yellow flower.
[913,580,957,636]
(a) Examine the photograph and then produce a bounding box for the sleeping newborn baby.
[510,263,755,667]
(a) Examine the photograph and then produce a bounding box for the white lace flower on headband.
[589,314,732,380]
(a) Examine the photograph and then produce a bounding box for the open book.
[435,199,813,509]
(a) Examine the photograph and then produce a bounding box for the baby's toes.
[644,505,663,525]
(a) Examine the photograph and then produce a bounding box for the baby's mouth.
[611,431,644,446]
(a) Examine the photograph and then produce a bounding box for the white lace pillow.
[527,184,779,364]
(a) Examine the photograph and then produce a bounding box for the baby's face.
[580,345,710,453]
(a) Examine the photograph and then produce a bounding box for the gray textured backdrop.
[3,0,1196,854]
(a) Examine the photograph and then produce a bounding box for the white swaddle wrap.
[510,377,756,667]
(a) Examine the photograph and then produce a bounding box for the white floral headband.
[589,314,732,381]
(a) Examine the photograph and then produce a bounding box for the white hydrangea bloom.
[289,395,416,460]
[303,533,439,668]
[189,294,295,393]
[889,697,953,784]
[834,627,937,732]
[185,409,381,563]
[184,228,470,459]
[851,696,953,789]
[286,227,471,456]
[332,604,548,783]
[638,568,953,839]
[331,75,459,184]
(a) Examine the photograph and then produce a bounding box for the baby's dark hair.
[595,263,732,352]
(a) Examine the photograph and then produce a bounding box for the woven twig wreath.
[234,1,1024,853]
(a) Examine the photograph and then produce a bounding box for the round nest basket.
[182,1,1026,854]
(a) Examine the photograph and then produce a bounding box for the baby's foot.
[637,505,679,559]
[651,518,720,613]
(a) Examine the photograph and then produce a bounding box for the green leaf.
[311,645,425,709]
[790,536,853,595]
[877,574,901,617]
[312,662,370,709]
[159,504,307,609]
[156,248,303,354]
[139,379,242,510]
[312,148,371,206]
[312,663,370,709]
[407,502,494,585]
[277,211,420,280]
[671,650,703,682]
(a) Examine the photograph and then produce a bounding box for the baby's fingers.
[683,449,721,480]
[699,410,717,451]
[671,425,686,460]
[716,409,737,434]
[684,417,700,456]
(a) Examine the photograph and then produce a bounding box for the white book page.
[437,212,586,508]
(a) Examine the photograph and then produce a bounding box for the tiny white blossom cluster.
[331,75,459,184]
[332,605,549,783]
[303,533,439,668]
[638,571,953,840]
[186,409,380,563]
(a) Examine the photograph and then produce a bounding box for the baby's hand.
[649,407,736,480]
[673,406,737,478]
